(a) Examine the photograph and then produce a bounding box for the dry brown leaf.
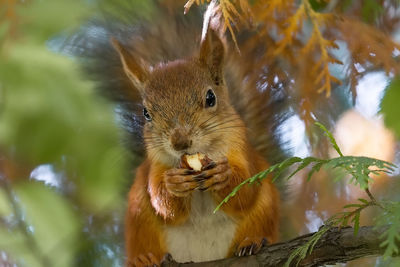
[338,17,400,75]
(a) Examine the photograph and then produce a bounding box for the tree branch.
[161,225,396,267]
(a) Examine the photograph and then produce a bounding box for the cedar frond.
[273,3,306,55]
[349,63,360,103]
[270,0,341,97]
[253,0,293,22]
[335,17,400,100]
[219,0,244,47]
[303,1,341,97]
[239,0,252,19]
[184,0,251,49]
[338,17,400,75]
[184,0,398,114]
[184,0,208,14]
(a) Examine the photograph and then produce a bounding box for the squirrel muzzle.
[170,127,192,152]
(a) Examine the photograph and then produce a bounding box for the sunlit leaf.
[18,0,92,43]
[0,42,128,209]
[0,182,79,267]
[315,122,343,157]
[0,188,12,216]
[0,229,42,267]
[381,78,400,138]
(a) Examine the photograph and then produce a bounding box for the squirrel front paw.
[164,168,199,197]
[195,157,231,192]
[164,157,231,196]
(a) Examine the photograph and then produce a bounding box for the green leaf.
[361,0,384,22]
[343,204,362,209]
[307,161,326,181]
[274,157,303,181]
[309,0,328,11]
[284,226,330,267]
[358,198,369,204]
[377,201,400,258]
[381,78,400,138]
[18,0,93,43]
[0,188,12,216]
[287,157,321,180]
[327,156,395,189]
[341,212,351,226]
[352,212,360,236]
[15,182,80,267]
[0,42,128,210]
[315,122,344,157]
[0,228,42,267]
[0,182,80,267]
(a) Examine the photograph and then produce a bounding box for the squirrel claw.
[195,157,231,192]
[235,237,268,257]
[160,253,174,266]
[164,168,199,197]
[203,161,217,170]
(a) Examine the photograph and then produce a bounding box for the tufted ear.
[111,37,148,95]
[199,28,225,86]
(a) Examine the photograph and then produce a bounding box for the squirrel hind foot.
[235,237,269,257]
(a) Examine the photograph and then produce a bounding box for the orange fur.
[125,159,197,264]
[147,161,192,224]
[212,147,280,255]
[125,144,279,265]
[115,26,280,266]
[125,161,166,265]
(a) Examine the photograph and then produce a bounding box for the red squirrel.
[110,6,281,266]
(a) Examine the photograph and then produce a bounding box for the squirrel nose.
[170,128,192,151]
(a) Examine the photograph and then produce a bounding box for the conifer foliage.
[186,0,400,126]
[0,0,400,266]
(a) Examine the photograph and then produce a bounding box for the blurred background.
[0,0,399,266]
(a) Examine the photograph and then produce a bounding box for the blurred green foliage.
[17,0,93,43]
[0,0,399,266]
[361,0,384,22]
[0,182,80,267]
[0,41,128,208]
[309,0,328,11]
[0,0,147,266]
[382,78,400,138]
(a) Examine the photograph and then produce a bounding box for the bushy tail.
[203,0,290,163]
[63,0,289,164]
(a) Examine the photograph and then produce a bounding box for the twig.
[366,188,385,210]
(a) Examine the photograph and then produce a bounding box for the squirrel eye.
[205,89,216,108]
[143,107,152,121]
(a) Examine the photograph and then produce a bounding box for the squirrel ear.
[111,37,148,95]
[199,28,225,86]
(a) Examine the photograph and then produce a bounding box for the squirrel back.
[64,0,288,164]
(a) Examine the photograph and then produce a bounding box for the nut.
[180,153,212,171]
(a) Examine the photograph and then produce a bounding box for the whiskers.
[143,135,165,151]
[197,115,246,138]
[141,112,246,157]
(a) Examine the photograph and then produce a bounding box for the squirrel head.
[112,29,245,166]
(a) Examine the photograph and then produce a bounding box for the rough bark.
[161,225,395,267]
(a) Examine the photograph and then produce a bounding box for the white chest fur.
[164,192,237,263]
